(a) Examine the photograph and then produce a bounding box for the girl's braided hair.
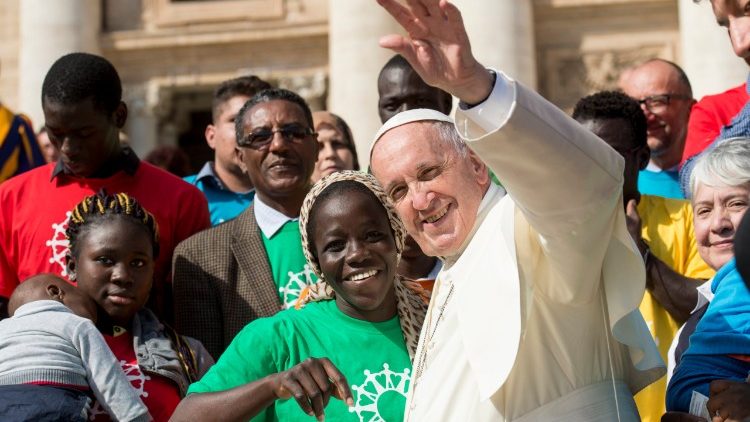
[65,191,160,259]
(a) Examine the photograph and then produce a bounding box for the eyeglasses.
[238,124,315,150]
[636,94,692,114]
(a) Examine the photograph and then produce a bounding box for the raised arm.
[376,0,626,304]
[376,0,493,105]
[377,0,622,227]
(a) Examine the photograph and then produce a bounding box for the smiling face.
[43,97,125,178]
[619,61,692,169]
[236,99,318,204]
[710,0,750,58]
[692,182,750,270]
[370,122,489,257]
[310,187,398,322]
[70,217,155,327]
[207,95,251,179]
[311,112,356,182]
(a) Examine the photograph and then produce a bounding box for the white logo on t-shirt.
[45,211,71,277]
[350,363,411,422]
[88,361,151,420]
[279,264,317,308]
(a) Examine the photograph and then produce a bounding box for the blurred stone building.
[0,0,745,168]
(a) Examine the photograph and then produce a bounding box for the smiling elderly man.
[172,89,320,359]
[369,1,664,420]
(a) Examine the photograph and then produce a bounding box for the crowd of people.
[0,0,749,421]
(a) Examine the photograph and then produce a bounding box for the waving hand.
[377,0,493,105]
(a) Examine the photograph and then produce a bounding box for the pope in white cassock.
[369,0,666,420]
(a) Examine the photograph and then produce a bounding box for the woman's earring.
[65,260,76,281]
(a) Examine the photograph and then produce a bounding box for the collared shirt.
[193,161,230,190]
[183,162,254,226]
[50,147,140,181]
[252,194,298,239]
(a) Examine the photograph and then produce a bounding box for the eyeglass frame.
[236,123,317,150]
[635,93,692,114]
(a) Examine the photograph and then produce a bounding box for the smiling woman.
[172,171,428,422]
[310,111,359,183]
[667,137,750,412]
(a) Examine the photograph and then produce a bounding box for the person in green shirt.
[172,171,428,422]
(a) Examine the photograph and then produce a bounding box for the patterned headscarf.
[298,170,428,360]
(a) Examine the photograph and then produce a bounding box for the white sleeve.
[456,70,626,303]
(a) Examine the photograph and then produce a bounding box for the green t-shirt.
[261,220,318,308]
[188,300,412,422]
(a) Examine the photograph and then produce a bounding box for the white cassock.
[398,72,665,421]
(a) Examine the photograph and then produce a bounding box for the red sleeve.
[156,184,208,322]
[174,187,210,247]
[682,101,722,166]
[0,186,19,299]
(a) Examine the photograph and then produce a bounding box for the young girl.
[65,192,214,421]
[173,171,428,422]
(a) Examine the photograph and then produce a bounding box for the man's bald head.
[377,55,453,123]
[619,59,694,169]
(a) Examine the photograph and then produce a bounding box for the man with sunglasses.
[619,59,696,200]
[172,88,320,359]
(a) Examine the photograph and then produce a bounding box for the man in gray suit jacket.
[172,88,320,359]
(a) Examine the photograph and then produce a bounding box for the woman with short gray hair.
[667,136,750,413]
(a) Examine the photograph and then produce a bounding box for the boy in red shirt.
[0,53,209,319]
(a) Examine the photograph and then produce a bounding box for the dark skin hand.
[170,357,353,422]
[0,296,8,319]
[626,199,703,324]
[708,380,750,422]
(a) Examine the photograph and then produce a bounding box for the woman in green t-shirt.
[172,171,428,422]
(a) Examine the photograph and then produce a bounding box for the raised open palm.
[377,0,492,104]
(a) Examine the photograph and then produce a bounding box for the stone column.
[678,0,747,99]
[453,0,537,89]
[18,0,101,128]
[328,0,403,167]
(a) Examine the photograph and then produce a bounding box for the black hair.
[572,90,648,149]
[234,88,314,144]
[306,181,387,257]
[378,54,453,116]
[317,112,360,171]
[42,53,122,114]
[212,75,272,121]
[66,191,160,259]
[379,54,415,76]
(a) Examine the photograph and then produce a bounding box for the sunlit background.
[0,0,744,168]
